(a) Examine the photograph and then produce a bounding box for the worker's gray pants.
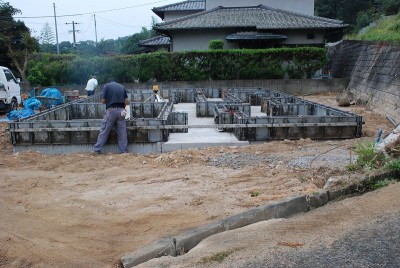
[93,108,128,153]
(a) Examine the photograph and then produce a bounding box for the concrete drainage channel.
[120,171,398,268]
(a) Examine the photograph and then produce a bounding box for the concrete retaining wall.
[21,78,349,97]
[329,40,400,123]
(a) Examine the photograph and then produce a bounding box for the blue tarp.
[24,98,42,110]
[6,108,35,120]
[40,88,64,107]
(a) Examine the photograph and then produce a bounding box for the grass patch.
[385,159,400,173]
[371,178,397,190]
[350,13,400,41]
[250,190,261,197]
[199,249,237,264]
[298,174,307,183]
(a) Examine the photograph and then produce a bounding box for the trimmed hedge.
[27,47,328,86]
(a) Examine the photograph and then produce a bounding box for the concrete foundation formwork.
[7,87,362,154]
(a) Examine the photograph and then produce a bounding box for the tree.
[0,2,39,81]
[121,27,155,54]
[39,22,55,53]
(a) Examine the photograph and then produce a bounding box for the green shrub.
[27,65,47,86]
[209,39,224,50]
[28,47,328,85]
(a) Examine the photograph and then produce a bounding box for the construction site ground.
[0,93,398,267]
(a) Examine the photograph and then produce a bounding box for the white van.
[0,66,22,113]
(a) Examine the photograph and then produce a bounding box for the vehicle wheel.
[9,99,18,111]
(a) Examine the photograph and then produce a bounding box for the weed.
[250,190,261,197]
[353,141,387,170]
[298,174,307,183]
[345,163,360,172]
[385,159,400,173]
[372,178,396,190]
[199,249,236,264]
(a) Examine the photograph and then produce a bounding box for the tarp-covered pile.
[6,108,35,120]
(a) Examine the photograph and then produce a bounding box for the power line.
[95,15,141,28]
[10,0,172,19]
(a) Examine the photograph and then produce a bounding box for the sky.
[8,0,178,43]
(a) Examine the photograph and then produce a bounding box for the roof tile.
[152,0,205,12]
[155,5,346,31]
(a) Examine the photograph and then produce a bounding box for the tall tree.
[0,2,39,81]
[39,22,55,53]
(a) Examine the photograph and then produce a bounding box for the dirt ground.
[0,93,396,267]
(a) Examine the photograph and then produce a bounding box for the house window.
[307,33,315,39]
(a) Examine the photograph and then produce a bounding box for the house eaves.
[226,32,287,41]
[152,0,205,20]
[139,35,171,47]
[154,5,347,32]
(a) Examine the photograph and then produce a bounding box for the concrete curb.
[121,171,397,267]
[121,195,308,267]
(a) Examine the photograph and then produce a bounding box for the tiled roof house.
[141,0,346,52]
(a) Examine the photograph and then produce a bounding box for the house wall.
[171,30,325,51]
[206,0,314,15]
[172,30,239,51]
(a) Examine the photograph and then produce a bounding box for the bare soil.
[0,93,395,267]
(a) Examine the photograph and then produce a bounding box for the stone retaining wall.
[329,40,400,123]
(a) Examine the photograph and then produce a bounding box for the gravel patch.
[207,153,283,169]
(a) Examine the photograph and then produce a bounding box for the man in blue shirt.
[93,79,129,154]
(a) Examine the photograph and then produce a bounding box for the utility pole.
[94,14,98,45]
[65,21,80,49]
[53,3,60,54]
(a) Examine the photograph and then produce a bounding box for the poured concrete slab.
[251,105,266,117]
[162,103,249,152]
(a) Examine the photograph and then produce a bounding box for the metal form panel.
[168,112,188,133]
[196,90,247,117]
[166,89,195,103]
[8,87,363,153]
[230,113,361,141]
[130,91,154,102]
[9,96,185,147]
[130,102,166,118]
